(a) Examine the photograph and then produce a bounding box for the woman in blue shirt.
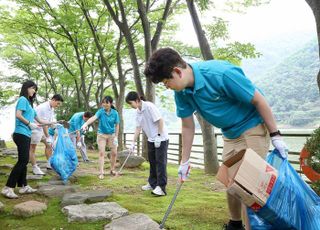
[81,96,120,179]
[1,80,51,199]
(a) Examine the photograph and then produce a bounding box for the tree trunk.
[186,0,219,174]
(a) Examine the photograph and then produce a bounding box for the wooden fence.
[123,130,312,177]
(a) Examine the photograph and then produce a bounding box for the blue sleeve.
[95,108,102,119]
[174,91,195,118]
[222,66,256,103]
[16,97,28,112]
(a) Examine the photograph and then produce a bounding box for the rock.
[1,149,17,156]
[26,174,43,180]
[0,164,14,170]
[37,184,80,198]
[12,200,47,217]
[108,150,145,168]
[62,202,128,222]
[104,213,161,230]
[61,189,113,207]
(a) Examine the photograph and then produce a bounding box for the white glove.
[129,143,135,152]
[81,123,88,132]
[154,134,161,148]
[28,122,38,130]
[113,137,118,147]
[178,160,191,182]
[46,137,52,144]
[76,141,82,148]
[271,136,288,158]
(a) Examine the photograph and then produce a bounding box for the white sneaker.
[152,186,166,196]
[19,185,37,194]
[1,186,18,199]
[32,165,45,175]
[141,183,153,191]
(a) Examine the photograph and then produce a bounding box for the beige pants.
[222,124,270,229]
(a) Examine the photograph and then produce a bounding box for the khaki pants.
[222,124,270,229]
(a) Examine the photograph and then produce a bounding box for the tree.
[305,0,320,92]
[186,0,264,174]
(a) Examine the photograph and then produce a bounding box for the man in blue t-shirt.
[144,48,288,230]
[68,111,93,162]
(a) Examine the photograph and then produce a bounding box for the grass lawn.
[0,142,228,230]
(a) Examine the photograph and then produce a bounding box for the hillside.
[255,40,320,128]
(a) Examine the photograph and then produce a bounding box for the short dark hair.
[83,111,93,118]
[19,80,38,107]
[144,48,187,83]
[51,94,64,102]
[125,91,145,104]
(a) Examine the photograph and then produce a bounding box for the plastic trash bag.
[49,125,78,183]
[248,149,320,230]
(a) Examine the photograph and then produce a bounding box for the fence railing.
[123,130,313,178]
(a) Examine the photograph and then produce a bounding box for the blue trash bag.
[49,125,78,183]
[248,149,320,230]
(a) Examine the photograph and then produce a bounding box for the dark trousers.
[6,133,31,188]
[147,140,168,194]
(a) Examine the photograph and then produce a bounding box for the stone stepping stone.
[0,201,4,213]
[37,184,79,198]
[12,200,47,217]
[62,202,128,222]
[1,149,18,156]
[104,213,162,230]
[61,189,113,207]
[27,174,44,180]
[0,164,14,170]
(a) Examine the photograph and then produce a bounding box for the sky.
[0,0,317,140]
[176,0,316,45]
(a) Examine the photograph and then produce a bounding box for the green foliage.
[256,40,320,127]
[305,127,320,174]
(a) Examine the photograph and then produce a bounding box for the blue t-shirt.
[14,96,37,137]
[174,60,263,139]
[95,108,120,134]
[68,112,85,134]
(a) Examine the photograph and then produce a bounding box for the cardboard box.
[217,148,278,211]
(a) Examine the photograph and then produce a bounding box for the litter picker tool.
[116,150,133,176]
[159,181,184,229]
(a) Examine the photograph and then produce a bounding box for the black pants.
[6,133,31,188]
[147,140,168,194]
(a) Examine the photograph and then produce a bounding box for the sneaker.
[141,183,153,191]
[151,186,166,196]
[98,174,104,180]
[32,165,45,175]
[46,162,52,170]
[1,186,18,199]
[19,185,37,194]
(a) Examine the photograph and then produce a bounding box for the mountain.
[254,39,320,128]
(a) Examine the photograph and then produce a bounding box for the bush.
[305,127,320,195]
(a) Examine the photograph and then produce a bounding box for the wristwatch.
[270,130,281,137]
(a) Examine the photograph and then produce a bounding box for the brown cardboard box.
[217,148,278,211]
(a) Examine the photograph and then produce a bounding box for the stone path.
[0,150,161,229]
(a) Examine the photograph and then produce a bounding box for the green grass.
[0,142,228,230]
